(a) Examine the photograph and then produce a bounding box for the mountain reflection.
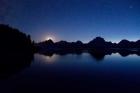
[39,49,140,61]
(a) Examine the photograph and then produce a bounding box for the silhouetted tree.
[0,24,34,79]
[0,24,34,56]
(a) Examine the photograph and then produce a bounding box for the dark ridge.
[36,36,140,57]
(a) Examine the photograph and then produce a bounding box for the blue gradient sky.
[1,0,140,43]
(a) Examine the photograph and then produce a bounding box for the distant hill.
[36,37,140,55]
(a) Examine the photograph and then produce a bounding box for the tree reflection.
[0,53,33,79]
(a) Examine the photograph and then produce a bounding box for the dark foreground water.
[1,53,140,93]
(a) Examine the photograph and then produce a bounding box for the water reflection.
[0,54,33,79]
[39,49,140,62]
[37,54,59,64]
[89,51,106,61]
[31,53,140,93]
[1,52,140,93]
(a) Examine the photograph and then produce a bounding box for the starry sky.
[1,0,140,43]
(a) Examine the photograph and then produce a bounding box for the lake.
[1,53,140,93]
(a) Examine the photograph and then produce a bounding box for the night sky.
[1,0,140,43]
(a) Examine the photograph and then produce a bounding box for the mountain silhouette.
[35,37,140,53]
[36,36,140,57]
[1,24,140,62]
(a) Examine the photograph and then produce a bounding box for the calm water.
[1,53,140,93]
